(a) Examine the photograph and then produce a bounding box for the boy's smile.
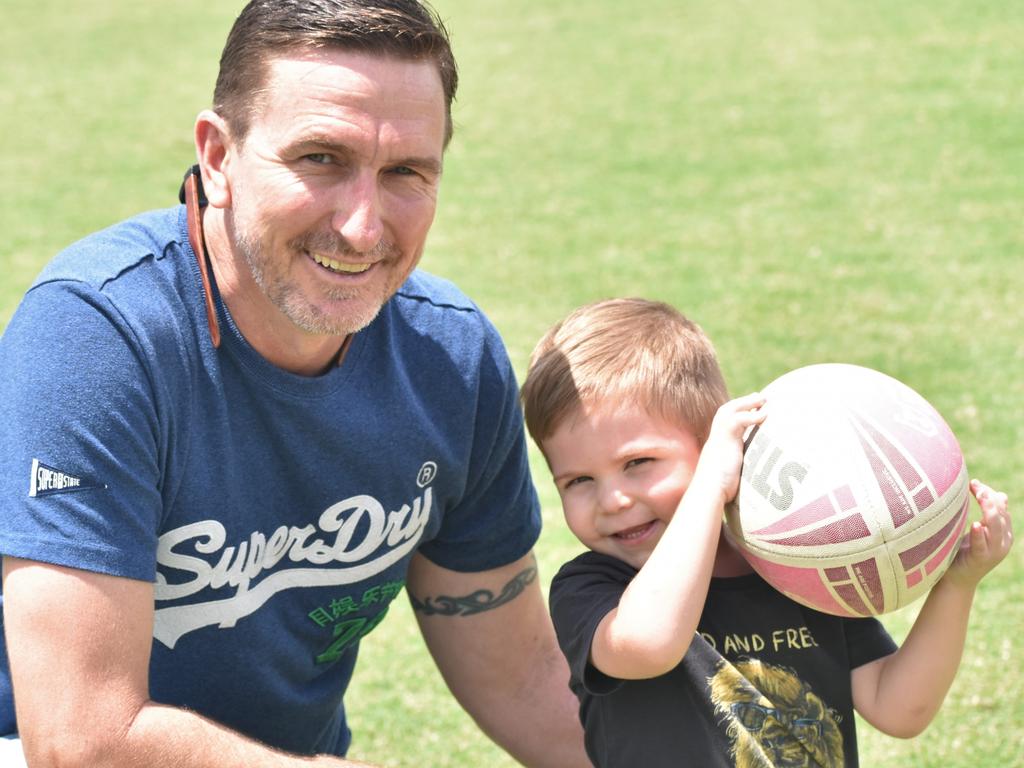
[543,399,702,570]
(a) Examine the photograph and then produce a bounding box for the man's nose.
[331,172,384,254]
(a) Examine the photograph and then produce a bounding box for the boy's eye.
[563,475,592,490]
[625,457,653,470]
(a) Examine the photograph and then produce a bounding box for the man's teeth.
[312,252,371,274]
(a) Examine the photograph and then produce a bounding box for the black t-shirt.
[550,551,898,767]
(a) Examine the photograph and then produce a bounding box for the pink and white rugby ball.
[725,364,969,617]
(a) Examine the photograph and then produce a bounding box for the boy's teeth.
[616,523,651,539]
[312,252,371,274]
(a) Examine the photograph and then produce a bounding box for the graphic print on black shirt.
[709,658,843,767]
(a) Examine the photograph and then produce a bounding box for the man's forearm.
[498,644,591,768]
[408,552,592,768]
[26,701,380,768]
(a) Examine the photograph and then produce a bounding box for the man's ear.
[194,110,234,209]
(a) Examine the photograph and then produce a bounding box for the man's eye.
[389,165,416,176]
[304,153,333,165]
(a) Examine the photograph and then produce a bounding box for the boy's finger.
[989,506,1013,553]
[970,481,1009,524]
[967,521,990,560]
[969,478,990,502]
[732,391,766,412]
[980,496,1009,534]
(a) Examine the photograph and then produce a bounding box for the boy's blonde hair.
[521,298,729,447]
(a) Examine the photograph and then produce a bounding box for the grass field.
[2,1,1022,765]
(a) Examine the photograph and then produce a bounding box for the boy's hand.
[941,479,1013,590]
[698,392,767,505]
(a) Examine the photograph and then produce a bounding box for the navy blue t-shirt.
[0,204,541,756]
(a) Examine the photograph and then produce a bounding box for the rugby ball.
[725,363,969,617]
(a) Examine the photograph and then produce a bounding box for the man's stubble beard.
[236,222,403,338]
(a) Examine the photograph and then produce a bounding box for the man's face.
[223,49,446,338]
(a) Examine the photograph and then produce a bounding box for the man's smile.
[310,251,373,274]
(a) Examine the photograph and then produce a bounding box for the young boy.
[521,298,1013,768]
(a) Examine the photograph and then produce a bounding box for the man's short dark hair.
[213,0,458,146]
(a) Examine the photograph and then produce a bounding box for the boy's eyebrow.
[548,441,666,483]
[549,464,583,485]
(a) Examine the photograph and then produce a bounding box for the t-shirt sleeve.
[550,553,636,695]
[843,615,899,669]
[0,280,164,580]
[414,322,541,572]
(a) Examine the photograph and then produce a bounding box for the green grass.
[3,1,1022,765]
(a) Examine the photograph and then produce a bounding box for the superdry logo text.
[152,483,434,649]
[28,458,106,497]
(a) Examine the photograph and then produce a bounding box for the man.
[0,1,588,766]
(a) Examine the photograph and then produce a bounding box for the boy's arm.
[590,393,765,680]
[852,480,1012,738]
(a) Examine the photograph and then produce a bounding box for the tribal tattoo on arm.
[409,563,538,617]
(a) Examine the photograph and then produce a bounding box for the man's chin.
[286,300,385,338]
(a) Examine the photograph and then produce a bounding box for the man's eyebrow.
[289,136,356,158]
[398,156,444,175]
[290,137,442,174]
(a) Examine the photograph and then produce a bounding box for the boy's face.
[543,399,702,570]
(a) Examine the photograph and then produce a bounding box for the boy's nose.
[599,485,633,514]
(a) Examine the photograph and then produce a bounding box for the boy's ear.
[194,109,234,209]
